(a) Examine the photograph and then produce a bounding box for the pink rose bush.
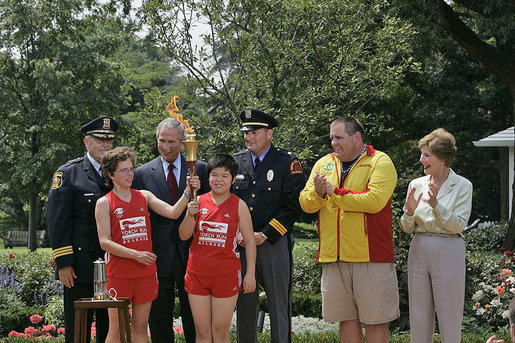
[7,313,64,339]
[470,249,515,328]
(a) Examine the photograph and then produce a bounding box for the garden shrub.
[465,221,507,252]
[291,293,322,319]
[0,305,45,337]
[259,291,322,319]
[43,295,65,328]
[464,249,515,331]
[292,241,320,294]
[293,222,318,240]
[0,252,64,337]
[391,222,411,332]
[0,289,24,311]
[1,252,62,306]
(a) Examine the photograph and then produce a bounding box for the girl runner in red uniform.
[179,153,256,343]
[95,146,199,343]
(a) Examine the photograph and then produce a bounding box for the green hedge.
[258,292,322,319]
[292,293,322,319]
[0,306,44,337]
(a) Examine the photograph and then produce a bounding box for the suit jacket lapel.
[178,154,188,194]
[150,157,171,202]
[437,169,456,200]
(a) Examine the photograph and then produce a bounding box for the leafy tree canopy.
[141,0,418,165]
[0,0,127,240]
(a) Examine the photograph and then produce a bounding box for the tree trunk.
[28,193,38,252]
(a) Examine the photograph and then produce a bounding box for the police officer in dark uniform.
[233,109,305,343]
[46,116,118,343]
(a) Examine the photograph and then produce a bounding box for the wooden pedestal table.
[73,297,131,343]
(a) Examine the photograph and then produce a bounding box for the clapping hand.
[428,182,439,208]
[404,187,422,216]
[314,172,334,197]
[486,335,504,343]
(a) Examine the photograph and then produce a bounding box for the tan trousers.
[408,234,465,343]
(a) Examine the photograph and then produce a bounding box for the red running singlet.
[187,193,241,277]
[104,189,156,278]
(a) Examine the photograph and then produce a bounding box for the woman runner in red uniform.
[179,153,256,343]
[95,146,199,343]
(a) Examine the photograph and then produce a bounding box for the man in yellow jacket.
[299,116,399,343]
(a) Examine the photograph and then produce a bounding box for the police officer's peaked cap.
[239,109,278,132]
[80,116,118,140]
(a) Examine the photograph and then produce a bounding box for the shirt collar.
[160,154,182,172]
[250,145,271,164]
[86,153,102,174]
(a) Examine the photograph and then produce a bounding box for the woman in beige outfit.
[399,128,473,343]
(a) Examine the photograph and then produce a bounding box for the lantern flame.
[166,95,195,135]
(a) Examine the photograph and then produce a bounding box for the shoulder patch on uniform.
[51,172,63,189]
[289,159,303,175]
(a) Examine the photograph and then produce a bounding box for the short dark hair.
[207,153,239,180]
[331,116,366,141]
[101,146,136,188]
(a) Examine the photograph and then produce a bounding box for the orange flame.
[166,95,195,135]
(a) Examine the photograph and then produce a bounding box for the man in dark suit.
[46,116,118,343]
[133,117,209,343]
[233,109,305,343]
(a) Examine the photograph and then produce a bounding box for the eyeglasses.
[116,167,134,175]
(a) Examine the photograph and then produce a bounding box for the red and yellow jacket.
[299,146,397,263]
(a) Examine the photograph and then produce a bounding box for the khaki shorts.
[321,261,399,324]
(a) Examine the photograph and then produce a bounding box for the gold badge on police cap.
[267,170,274,182]
[245,109,252,118]
[103,118,111,129]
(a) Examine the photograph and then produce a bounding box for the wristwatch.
[183,190,192,200]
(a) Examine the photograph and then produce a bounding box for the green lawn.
[0,239,52,254]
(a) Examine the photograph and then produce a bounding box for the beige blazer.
[399,169,473,235]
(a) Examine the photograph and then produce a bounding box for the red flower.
[30,314,43,325]
[42,324,56,332]
[173,326,184,334]
[8,253,15,259]
[506,251,514,256]
[8,331,20,337]
[57,328,65,335]
[500,247,506,252]
[24,326,37,335]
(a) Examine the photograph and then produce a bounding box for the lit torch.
[166,96,200,200]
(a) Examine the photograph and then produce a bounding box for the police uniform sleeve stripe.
[269,218,287,235]
[53,246,73,258]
